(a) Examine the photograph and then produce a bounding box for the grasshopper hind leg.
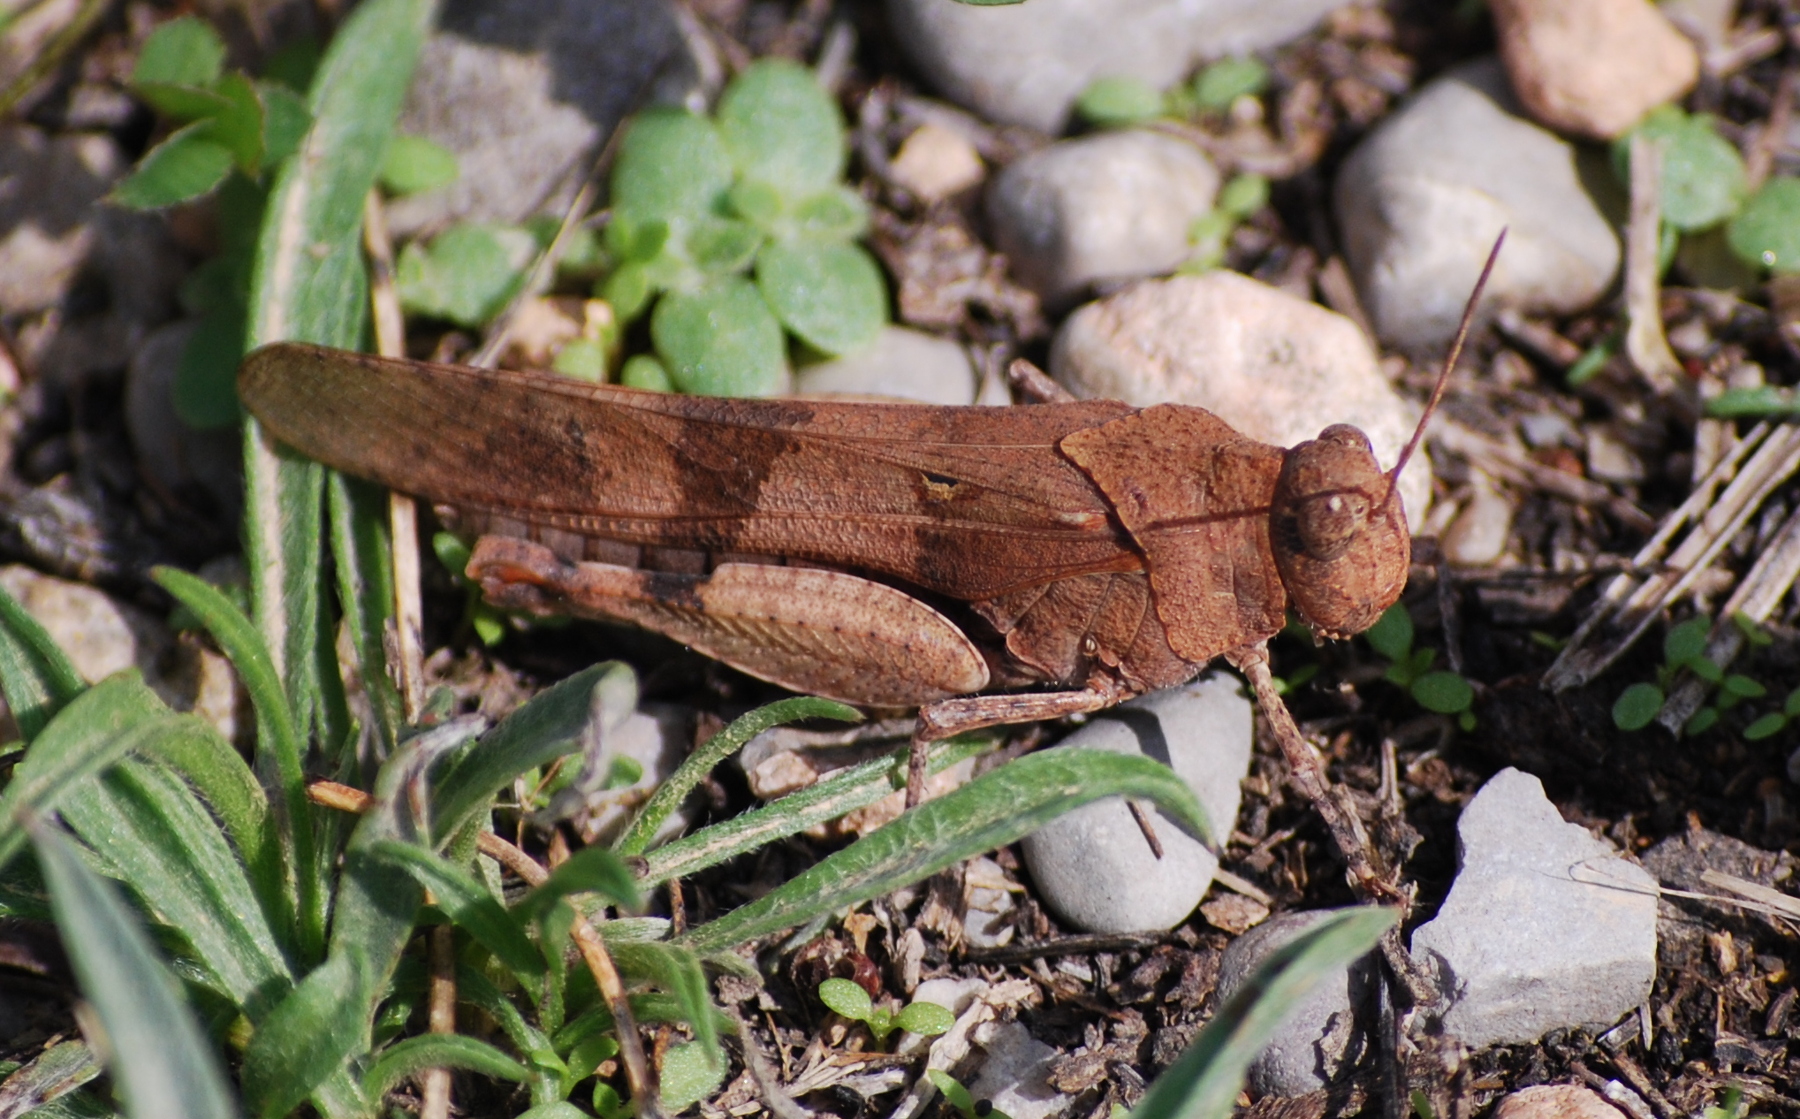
[906,684,1126,807]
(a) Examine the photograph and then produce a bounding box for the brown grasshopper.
[238,241,1500,821]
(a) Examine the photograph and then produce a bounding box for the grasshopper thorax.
[1270,424,1410,640]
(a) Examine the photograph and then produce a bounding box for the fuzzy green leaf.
[651,276,788,396]
[1076,77,1164,127]
[1410,672,1473,715]
[396,223,537,328]
[716,59,845,198]
[1617,107,1747,232]
[1727,176,1800,273]
[363,1034,529,1100]
[1612,682,1665,731]
[612,108,733,225]
[132,15,225,88]
[818,977,872,1021]
[1364,603,1413,661]
[110,124,233,209]
[757,239,887,355]
[379,133,459,195]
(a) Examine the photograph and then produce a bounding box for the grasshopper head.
[1270,424,1410,640]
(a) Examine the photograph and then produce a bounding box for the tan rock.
[888,122,985,204]
[1493,0,1699,139]
[1492,1084,1623,1119]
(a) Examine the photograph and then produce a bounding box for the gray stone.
[1051,270,1431,529]
[1440,473,1513,566]
[986,130,1219,310]
[1333,59,1621,353]
[385,0,701,235]
[887,0,1352,134]
[126,321,244,525]
[969,1020,1071,1119]
[560,704,695,847]
[793,326,976,404]
[1410,767,1658,1050]
[1217,908,1379,1096]
[1021,673,1251,933]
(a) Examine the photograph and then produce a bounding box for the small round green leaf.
[1616,107,1746,232]
[612,108,733,225]
[1744,712,1789,741]
[1684,706,1719,736]
[896,1000,956,1037]
[756,240,886,356]
[603,262,652,322]
[1410,671,1473,715]
[1722,674,1767,699]
[651,277,788,396]
[258,82,312,166]
[659,1041,726,1113]
[1786,687,1800,718]
[689,218,764,274]
[553,339,608,381]
[619,353,673,392]
[1727,176,1800,273]
[1076,77,1164,127]
[818,978,872,1021]
[380,133,459,195]
[110,125,234,209]
[133,15,225,88]
[1364,603,1413,662]
[1612,682,1665,731]
[1217,173,1269,218]
[729,179,783,227]
[395,224,537,328]
[717,59,845,198]
[1663,617,1710,666]
[1688,657,1723,684]
[791,187,869,240]
[1193,56,1269,112]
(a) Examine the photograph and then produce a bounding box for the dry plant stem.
[305,781,662,1117]
[1624,134,1683,394]
[1431,420,1655,533]
[725,1005,815,1119]
[1126,801,1166,859]
[1006,357,1076,404]
[468,178,597,369]
[420,924,456,1119]
[362,191,426,719]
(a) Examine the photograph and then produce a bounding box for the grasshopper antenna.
[1384,229,1507,507]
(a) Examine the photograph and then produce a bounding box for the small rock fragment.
[1492,1083,1623,1119]
[969,1020,1069,1119]
[793,326,976,404]
[1584,427,1646,484]
[1334,59,1621,353]
[1410,767,1658,1050]
[1021,674,1251,933]
[564,705,695,847]
[1051,271,1430,528]
[889,122,986,204]
[1492,0,1699,140]
[1216,908,1379,1096]
[962,855,1019,949]
[1440,473,1513,566]
[987,130,1219,310]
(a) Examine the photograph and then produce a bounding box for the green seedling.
[1612,614,1774,735]
[1075,56,1267,126]
[927,1069,1014,1119]
[1364,603,1476,731]
[818,978,954,1048]
[1182,172,1271,272]
[1704,1085,1772,1119]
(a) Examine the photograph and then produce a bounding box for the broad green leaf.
[60,757,294,1015]
[239,949,372,1119]
[1616,107,1746,232]
[1727,176,1800,273]
[515,845,643,919]
[132,15,225,88]
[553,338,609,380]
[209,72,267,173]
[717,59,845,199]
[896,1000,954,1037]
[818,977,871,1020]
[616,696,860,856]
[32,823,238,1119]
[379,133,459,195]
[1128,907,1395,1119]
[432,662,638,843]
[1722,674,1767,699]
[1364,603,1413,662]
[1076,77,1164,127]
[612,109,733,225]
[0,578,84,741]
[109,124,233,209]
[1193,56,1268,111]
[1684,707,1718,736]
[659,1040,726,1114]
[362,1034,529,1100]
[638,734,995,886]
[370,839,545,982]
[131,81,233,123]
[1410,672,1473,715]
[679,748,1207,951]
[689,217,765,274]
[1612,682,1665,731]
[396,223,538,328]
[651,277,788,396]
[756,240,886,356]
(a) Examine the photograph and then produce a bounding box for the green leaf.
[0,577,85,741]
[32,822,238,1119]
[174,310,247,428]
[1733,611,1775,647]
[612,108,733,226]
[1723,675,1767,699]
[756,240,887,356]
[1129,907,1395,1119]
[1193,56,1269,112]
[1410,672,1473,715]
[1689,657,1724,684]
[110,124,234,209]
[132,15,225,88]
[208,72,267,173]
[789,186,868,240]
[896,999,955,1037]
[1565,333,1621,386]
[553,338,609,381]
[728,179,783,227]
[1706,385,1800,417]
[363,1034,529,1100]
[717,59,845,198]
[619,353,673,391]
[1364,603,1413,661]
[239,949,372,1119]
[1684,706,1720,736]
[689,217,765,274]
[679,748,1208,952]
[1727,176,1800,273]
[929,1069,977,1114]
[617,695,860,856]
[258,82,312,166]
[1745,713,1788,741]
[1785,687,1800,718]
[516,844,643,919]
[370,840,546,982]
[131,81,233,123]
[818,977,872,1021]
[396,224,538,328]
[327,473,406,759]
[1217,173,1269,218]
[1617,107,1747,232]
[379,133,459,195]
[609,940,721,1065]
[1612,682,1665,731]
[1665,617,1711,666]
[651,277,788,396]
[1076,77,1165,127]
[660,1040,727,1113]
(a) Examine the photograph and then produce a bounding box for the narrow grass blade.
[679,748,1206,952]
[369,838,545,983]
[60,757,294,1017]
[615,696,860,856]
[637,734,994,887]
[453,963,562,1070]
[430,662,637,841]
[0,1038,101,1114]
[1129,907,1397,1119]
[362,1034,529,1100]
[609,941,720,1063]
[240,947,373,1119]
[515,845,643,920]
[327,473,404,763]
[0,582,84,741]
[31,822,238,1119]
